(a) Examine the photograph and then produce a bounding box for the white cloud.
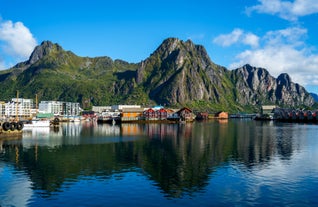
[213,29,244,47]
[247,0,318,21]
[0,19,37,69]
[263,27,307,47]
[213,29,259,48]
[229,27,318,86]
[243,33,260,48]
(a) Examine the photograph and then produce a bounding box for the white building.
[92,105,141,114]
[39,101,80,116]
[4,98,34,118]
[92,106,112,113]
[111,105,141,110]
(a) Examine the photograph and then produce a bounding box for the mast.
[16,90,19,121]
[35,94,38,110]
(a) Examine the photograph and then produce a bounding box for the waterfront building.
[93,105,141,114]
[92,106,112,113]
[178,107,195,121]
[196,112,209,120]
[167,107,195,121]
[261,105,276,114]
[121,108,144,122]
[143,108,168,120]
[215,111,229,119]
[111,105,141,111]
[39,101,80,116]
[4,98,33,118]
[0,101,5,118]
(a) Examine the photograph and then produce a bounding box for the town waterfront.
[1,120,318,206]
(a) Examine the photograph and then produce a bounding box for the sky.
[1,0,318,93]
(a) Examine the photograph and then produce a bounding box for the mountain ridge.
[0,38,316,112]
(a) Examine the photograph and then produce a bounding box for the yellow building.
[121,108,144,121]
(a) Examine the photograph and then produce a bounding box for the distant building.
[196,112,209,120]
[143,108,168,120]
[167,107,195,121]
[92,106,111,113]
[215,111,229,119]
[121,108,144,121]
[261,105,276,114]
[5,98,33,118]
[111,105,141,111]
[178,107,194,121]
[0,101,5,118]
[39,101,80,116]
[92,105,141,114]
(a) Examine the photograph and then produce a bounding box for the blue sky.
[1,0,318,93]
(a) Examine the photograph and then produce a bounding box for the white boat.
[69,118,81,122]
[97,110,121,124]
[23,119,50,128]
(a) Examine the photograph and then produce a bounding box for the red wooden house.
[143,108,168,120]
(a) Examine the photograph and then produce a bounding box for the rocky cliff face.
[27,41,59,65]
[136,38,234,106]
[231,64,314,107]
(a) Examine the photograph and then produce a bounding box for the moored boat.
[97,110,121,125]
[22,119,50,128]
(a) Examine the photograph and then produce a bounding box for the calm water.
[1,120,318,207]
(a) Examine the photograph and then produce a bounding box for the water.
[1,120,318,206]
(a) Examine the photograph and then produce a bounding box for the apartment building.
[39,101,80,116]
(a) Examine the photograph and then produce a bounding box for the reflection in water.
[0,120,317,206]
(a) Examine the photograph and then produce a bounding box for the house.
[143,108,156,120]
[143,108,168,120]
[168,107,195,122]
[196,112,209,120]
[121,108,144,122]
[261,105,276,114]
[156,108,168,120]
[215,111,229,119]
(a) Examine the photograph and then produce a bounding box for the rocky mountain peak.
[27,41,63,65]
[277,73,292,87]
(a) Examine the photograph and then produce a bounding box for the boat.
[70,117,81,122]
[97,110,121,125]
[22,119,50,128]
[254,114,274,121]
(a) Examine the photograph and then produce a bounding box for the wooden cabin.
[196,112,209,120]
[121,108,144,122]
[215,111,229,119]
[143,108,168,120]
[178,107,195,121]
[143,108,156,120]
[156,108,168,120]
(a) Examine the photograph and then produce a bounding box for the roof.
[121,108,145,112]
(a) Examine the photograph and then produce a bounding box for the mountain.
[231,64,314,107]
[136,38,237,109]
[310,93,318,102]
[0,41,139,107]
[0,38,315,112]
